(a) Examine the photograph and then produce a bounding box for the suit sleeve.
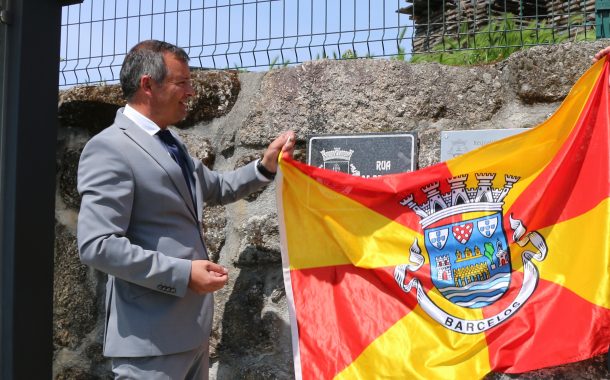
[196,159,269,206]
[77,136,192,297]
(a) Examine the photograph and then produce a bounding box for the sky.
[59,0,413,86]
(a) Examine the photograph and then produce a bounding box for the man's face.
[150,53,194,128]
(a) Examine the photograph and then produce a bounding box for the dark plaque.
[307,133,417,178]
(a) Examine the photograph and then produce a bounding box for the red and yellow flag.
[276,59,610,379]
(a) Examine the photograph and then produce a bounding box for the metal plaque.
[307,133,417,178]
[440,128,528,162]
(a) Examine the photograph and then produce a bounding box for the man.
[77,40,295,379]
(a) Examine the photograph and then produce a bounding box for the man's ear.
[140,75,154,96]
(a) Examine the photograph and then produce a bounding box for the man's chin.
[171,112,188,125]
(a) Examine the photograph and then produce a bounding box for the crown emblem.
[320,148,354,162]
[399,173,520,228]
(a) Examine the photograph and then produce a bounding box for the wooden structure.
[398,0,595,52]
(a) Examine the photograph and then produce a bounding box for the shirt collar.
[123,104,161,136]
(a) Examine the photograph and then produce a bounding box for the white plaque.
[440,129,528,162]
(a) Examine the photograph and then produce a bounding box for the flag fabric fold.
[276,59,610,380]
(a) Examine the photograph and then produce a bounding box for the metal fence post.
[0,0,81,377]
[596,0,610,38]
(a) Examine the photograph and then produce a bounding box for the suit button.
[158,284,174,293]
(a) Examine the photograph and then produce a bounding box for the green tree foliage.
[484,242,495,263]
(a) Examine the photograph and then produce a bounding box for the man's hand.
[593,46,610,62]
[188,260,229,294]
[260,131,296,174]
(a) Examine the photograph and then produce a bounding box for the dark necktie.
[157,129,194,201]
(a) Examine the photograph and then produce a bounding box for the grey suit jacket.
[77,109,267,357]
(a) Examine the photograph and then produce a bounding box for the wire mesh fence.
[59,0,598,86]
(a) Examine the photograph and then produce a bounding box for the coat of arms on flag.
[395,174,548,333]
[276,58,610,379]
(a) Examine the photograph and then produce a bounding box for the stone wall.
[54,41,610,379]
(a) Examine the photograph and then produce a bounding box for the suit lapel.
[115,110,198,220]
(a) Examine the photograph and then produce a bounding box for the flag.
[276,58,610,380]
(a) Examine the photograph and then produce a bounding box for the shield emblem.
[320,148,354,174]
[323,160,350,173]
[424,212,512,309]
[428,228,449,250]
[477,216,498,238]
[452,222,473,244]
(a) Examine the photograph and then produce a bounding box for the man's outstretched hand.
[593,46,610,63]
[260,130,296,175]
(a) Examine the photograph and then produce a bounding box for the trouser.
[111,344,209,380]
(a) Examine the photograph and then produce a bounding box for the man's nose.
[186,82,195,97]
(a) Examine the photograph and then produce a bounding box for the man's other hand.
[188,260,229,294]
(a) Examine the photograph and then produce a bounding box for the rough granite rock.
[58,85,124,135]
[58,147,83,210]
[201,205,227,263]
[54,366,104,380]
[236,214,281,266]
[504,41,610,104]
[235,152,266,202]
[177,69,241,128]
[239,59,504,147]
[486,354,609,379]
[215,265,291,378]
[57,70,242,135]
[178,130,216,168]
[53,223,97,350]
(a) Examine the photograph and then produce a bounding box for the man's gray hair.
[120,40,190,101]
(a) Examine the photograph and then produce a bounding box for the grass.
[235,13,596,70]
[410,13,595,65]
